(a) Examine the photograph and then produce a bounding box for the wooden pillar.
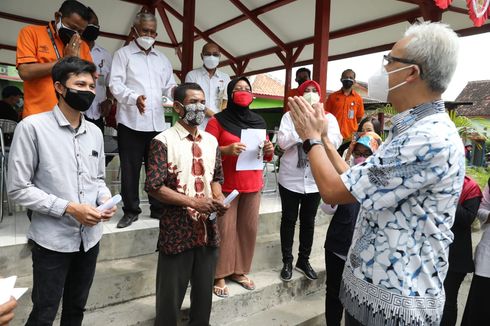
[419,0,443,21]
[181,0,195,80]
[312,0,331,94]
[283,49,292,111]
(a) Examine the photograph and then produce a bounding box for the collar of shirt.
[53,105,87,135]
[335,88,358,97]
[391,99,445,136]
[129,40,157,56]
[174,120,202,141]
[198,66,223,79]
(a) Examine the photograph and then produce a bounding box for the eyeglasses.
[203,52,220,57]
[383,54,423,76]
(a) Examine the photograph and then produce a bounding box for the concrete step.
[79,257,326,326]
[1,207,331,278]
[11,223,329,325]
[226,289,325,326]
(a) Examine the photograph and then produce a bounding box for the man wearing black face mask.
[8,56,116,326]
[81,7,114,134]
[16,0,93,118]
[283,67,311,112]
[325,69,365,141]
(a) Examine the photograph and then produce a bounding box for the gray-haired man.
[110,12,177,228]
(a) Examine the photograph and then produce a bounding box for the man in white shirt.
[185,42,230,130]
[81,7,114,133]
[109,12,176,228]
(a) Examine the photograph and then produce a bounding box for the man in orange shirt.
[283,67,311,112]
[16,0,92,118]
[325,69,364,140]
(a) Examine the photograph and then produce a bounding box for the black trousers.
[117,123,163,217]
[441,270,467,326]
[461,274,490,326]
[85,116,104,133]
[26,241,99,326]
[279,184,320,264]
[155,247,219,326]
[325,250,346,326]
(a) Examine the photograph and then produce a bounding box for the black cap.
[2,86,23,99]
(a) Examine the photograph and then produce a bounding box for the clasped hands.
[288,96,329,142]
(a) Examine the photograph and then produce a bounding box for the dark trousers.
[279,184,320,264]
[345,312,364,326]
[325,250,346,326]
[461,274,490,326]
[118,123,163,216]
[85,116,104,133]
[441,270,467,326]
[26,241,99,326]
[155,247,218,326]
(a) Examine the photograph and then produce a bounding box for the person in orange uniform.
[283,67,311,112]
[324,69,364,140]
[16,0,92,118]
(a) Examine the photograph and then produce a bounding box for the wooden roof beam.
[229,0,287,52]
[155,2,182,61]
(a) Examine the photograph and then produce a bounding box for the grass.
[466,166,489,189]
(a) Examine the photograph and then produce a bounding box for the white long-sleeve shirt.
[109,41,176,132]
[85,43,112,120]
[277,112,342,194]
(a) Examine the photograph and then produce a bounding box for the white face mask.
[303,92,320,105]
[368,64,415,102]
[136,36,155,50]
[203,55,220,69]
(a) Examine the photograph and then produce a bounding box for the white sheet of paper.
[236,129,266,171]
[0,276,29,304]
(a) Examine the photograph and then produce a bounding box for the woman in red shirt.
[206,77,274,297]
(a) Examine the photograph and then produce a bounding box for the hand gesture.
[263,140,274,156]
[288,96,326,141]
[99,196,117,221]
[63,33,81,57]
[100,99,113,117]
[136,95,146,114]
[0,297,17,326]
[192,197,220,214]
[65,202,102,226]
[225,142,246,156]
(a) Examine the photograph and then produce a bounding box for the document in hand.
[237,128,266,171]
[0,276,28,304]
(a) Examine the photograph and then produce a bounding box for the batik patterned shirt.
[145,121,224,255]
[339,100,465,325]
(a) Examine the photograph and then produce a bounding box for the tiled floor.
[0,167,282,247]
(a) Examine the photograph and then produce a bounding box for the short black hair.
[59,0,89,21]
[87,6,97,21]
[2,86,23,99]
[296,67,311,78]
[174,83,204,104]
[341,69,356,79]
[52,57,96,96]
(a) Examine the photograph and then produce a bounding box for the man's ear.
[173,102,182,115]
[54,81,64,97]
[406,65,421,83]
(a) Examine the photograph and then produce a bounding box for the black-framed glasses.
[383,54,423,75]
[352,150,371,158]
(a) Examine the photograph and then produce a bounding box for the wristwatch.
[302,139,322,154]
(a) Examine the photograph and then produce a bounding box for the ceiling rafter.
[155,2,182,61]
[228,0,287,52]
[189,0,295,44]
[219,8,421,68]
[146,0,238,65]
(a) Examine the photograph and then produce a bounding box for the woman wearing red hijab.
[277,80,342,281]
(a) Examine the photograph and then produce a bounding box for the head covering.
[458,176,482,204]
[2,86,23,99]
[215,76,267,137]
[349,131,382,154]
[297,80,322,102]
